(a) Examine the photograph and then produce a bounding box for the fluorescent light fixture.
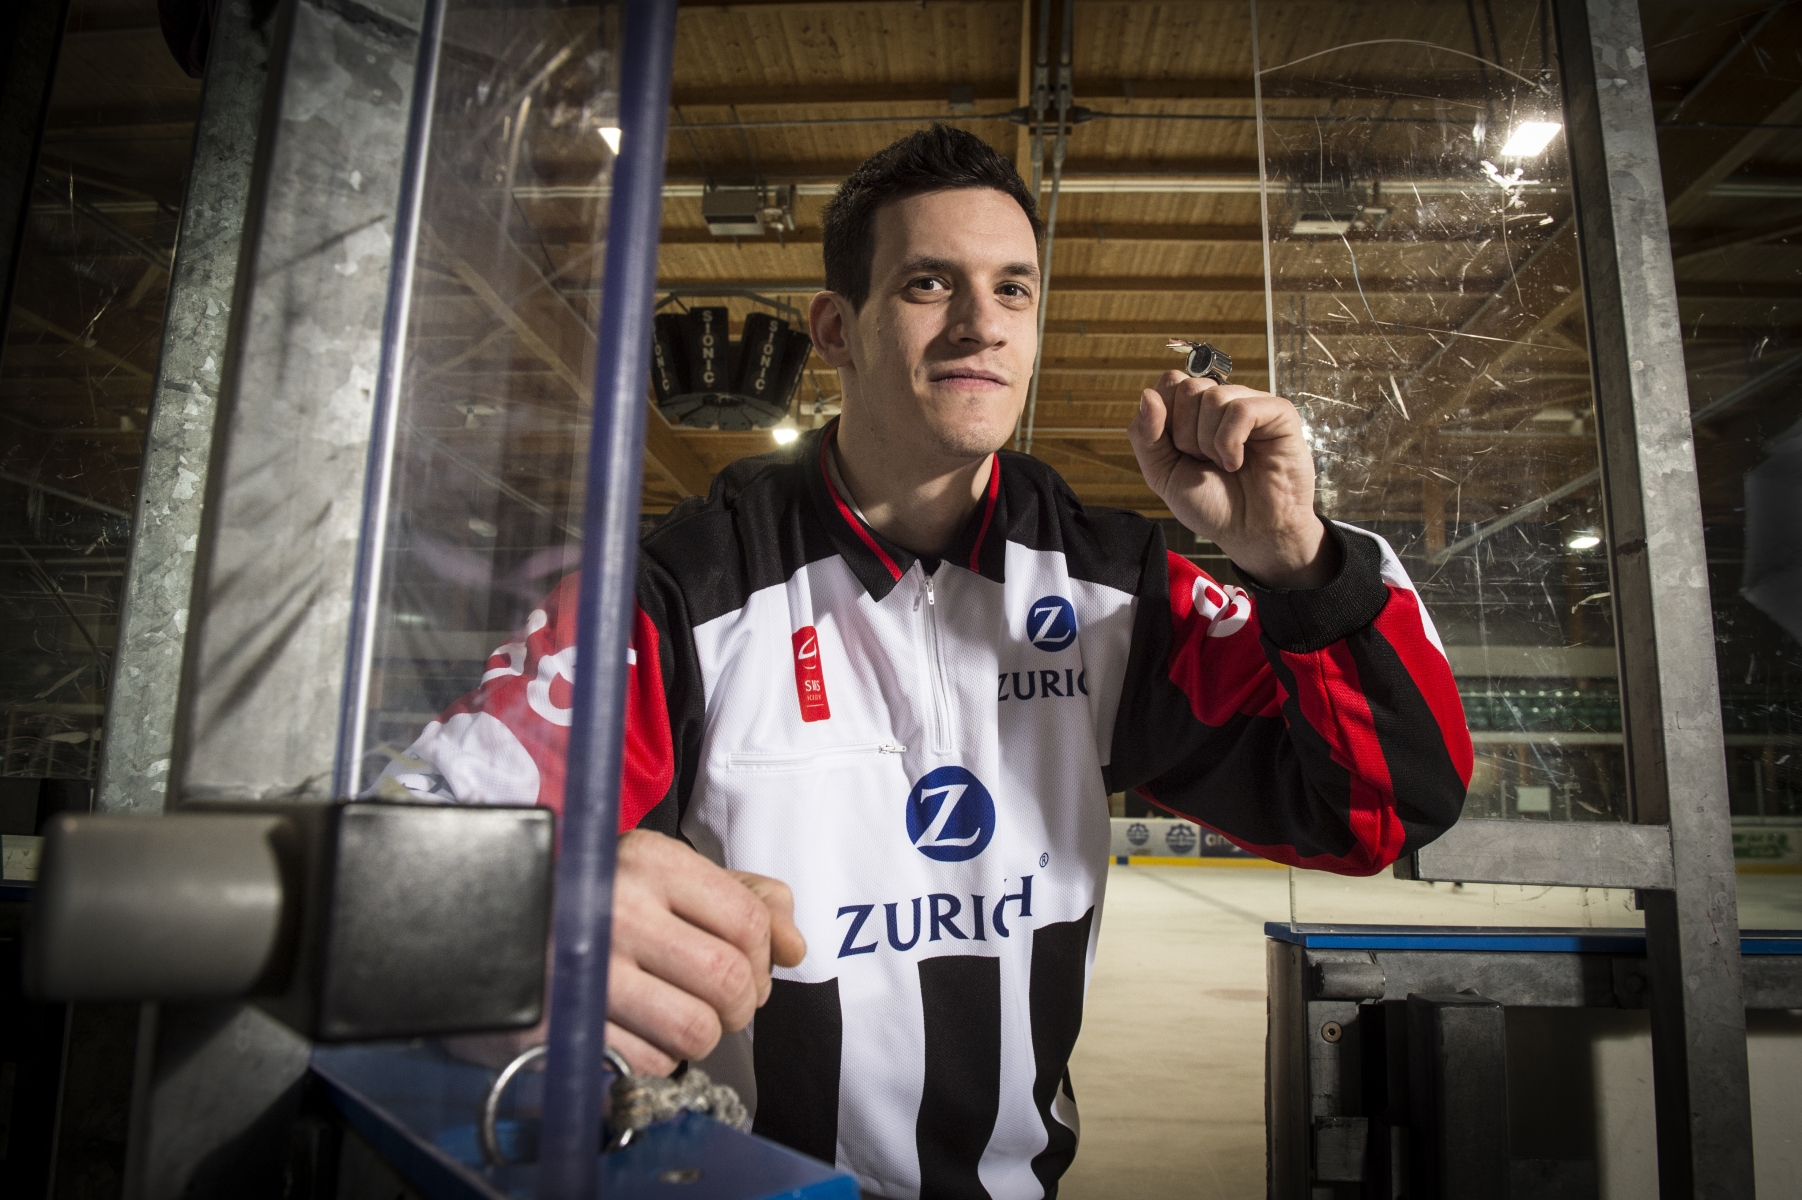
[771,420,800,445]
[597,125,621,154]
[1567,533,1601,551]
[1500,121,1561,158]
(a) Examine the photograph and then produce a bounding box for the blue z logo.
[906,766,996,862]
[1027,595,1077,651]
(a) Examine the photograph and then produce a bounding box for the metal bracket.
[1397,817,1674,889]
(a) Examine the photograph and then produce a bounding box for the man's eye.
[998,282,1032,299]
[909,277,948,292]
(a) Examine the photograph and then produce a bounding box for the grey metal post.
[0,0,72,358]
[168,0,428,806]
[121,0,433,1193]
[97,0,273,817]
[1553,0,1754,1195]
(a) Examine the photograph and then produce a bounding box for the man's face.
[817,187,1041,460]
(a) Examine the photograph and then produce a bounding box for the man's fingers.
[604,1019,679,1077]
[607,955,728,1062]
[731,871,808,972]
[618,899,761,1029]
[1209,396,1262,472]
[627,831,774,972]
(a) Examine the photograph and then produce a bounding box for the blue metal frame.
[539,2,681,1195]
[311,1046,856,1200]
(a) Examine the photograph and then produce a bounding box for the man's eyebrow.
[893,255,1042,281]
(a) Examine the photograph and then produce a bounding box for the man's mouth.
[929,368,1010,388]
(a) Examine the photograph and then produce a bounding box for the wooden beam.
[1033,442,1141,476]
[1665,80,1802,226]
[667,77,1495,110]
[1672,218,1802,265]
[644,408,716,498]
[654,274,1505,296]
[8,308,152,379]
[667,156,1263,182]
[653,223,1273,246]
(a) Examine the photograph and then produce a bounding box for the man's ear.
[809,291,855,369]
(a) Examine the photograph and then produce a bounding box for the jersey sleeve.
[370,567,690,835]
[1105,520,1472,876]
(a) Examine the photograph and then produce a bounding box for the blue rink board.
[311,1044,857,1200]
[1265,923,1802,956]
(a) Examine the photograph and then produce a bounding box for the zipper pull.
[880,742,907,754]
[925,577,936,606]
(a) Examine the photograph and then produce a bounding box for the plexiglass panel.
[1252,0,1640,926]
[315,2,621,1178]
[1639,1,1802,931]
[350,1,615,803]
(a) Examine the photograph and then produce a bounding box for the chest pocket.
[725,741,907,774]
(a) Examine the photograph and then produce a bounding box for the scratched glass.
[1639,3,1802,931]
[347,1,617,802]
[1251,0,1640,926]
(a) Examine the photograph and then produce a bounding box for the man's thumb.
[1128,389,1167,450]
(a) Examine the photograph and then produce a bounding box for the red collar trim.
[819,428,903,582]
[967,455,1001,572]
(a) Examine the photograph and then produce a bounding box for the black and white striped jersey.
[385,421,1471,1199]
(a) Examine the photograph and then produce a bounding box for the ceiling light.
[597,124,621,154]
[771,418,800,445]
[1500,121,1561,158]
[1567,533,1601,551]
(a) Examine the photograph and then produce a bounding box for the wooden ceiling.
[4,0,1800,537]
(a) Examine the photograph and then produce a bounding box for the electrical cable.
[1020,0,1072,458]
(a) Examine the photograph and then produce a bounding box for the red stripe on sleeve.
[1372,584,1474,787]
[619,605,675,831]
[1164,551,1282,725]
[1276,641,1406,874]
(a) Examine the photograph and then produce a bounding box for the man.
[385,126,1470,1198]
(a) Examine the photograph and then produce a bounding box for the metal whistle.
[1167,340,1233,383]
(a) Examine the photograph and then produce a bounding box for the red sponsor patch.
[792,626,831,722]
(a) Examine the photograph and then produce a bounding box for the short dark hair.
[821,125,1042,310]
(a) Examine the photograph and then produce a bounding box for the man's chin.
[921,411,1022,461]
[929,428,1012,460]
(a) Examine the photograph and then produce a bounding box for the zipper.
[727,741,906,772]
[920,568,953,753]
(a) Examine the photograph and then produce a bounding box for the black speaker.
[683,307,731,393]
[736,312,788,404]
[652,310,810,431]
[774,329,814,410]
[650,312,689,402]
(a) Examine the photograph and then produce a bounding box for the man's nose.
[946,289,1009,348]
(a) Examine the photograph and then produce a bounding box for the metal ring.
[479,1043,546,1167]
[600,1045,637,1152]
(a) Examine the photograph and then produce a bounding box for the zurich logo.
[1026,595,1078,651]
[905,766,996,862]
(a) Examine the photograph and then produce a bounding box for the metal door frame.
[1400,0,1757,1192]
